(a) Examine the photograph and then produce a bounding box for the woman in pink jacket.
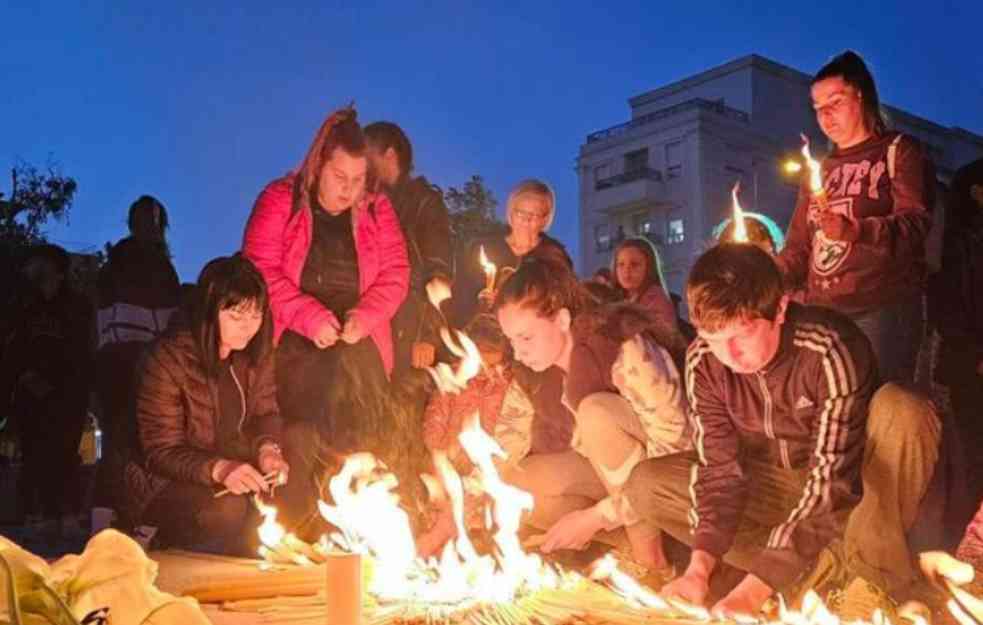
[242,107,409,538]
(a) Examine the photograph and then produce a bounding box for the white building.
[577,54,983,303]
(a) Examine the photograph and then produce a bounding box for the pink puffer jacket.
[242,174,409,375]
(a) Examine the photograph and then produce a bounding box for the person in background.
[935,158,983,505]
[0,244,92,537]
[242,107,410,540]
[452,179,572,326]
[628,244,939,620]
[612,237,677,332]
[495,258,690,575]
[123,255,287,554]
[93,195,181,523]
[364,121,452,373]
[776,50,935,385]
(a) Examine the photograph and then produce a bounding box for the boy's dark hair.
[686,243,784,332]
[364,121,414,176]
[813,50,887,137]
[128,195,169,234]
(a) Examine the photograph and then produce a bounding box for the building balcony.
[586,97,750,144]
[593,167,667,213]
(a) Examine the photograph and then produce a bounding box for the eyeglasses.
[513,208,548,223]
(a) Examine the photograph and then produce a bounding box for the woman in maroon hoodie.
[242,107,410,538]
[777,51,935,384]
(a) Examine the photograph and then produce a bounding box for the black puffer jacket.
[123,322,282,521]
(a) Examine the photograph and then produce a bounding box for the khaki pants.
[625,383,940,594]
[504,391,682,551]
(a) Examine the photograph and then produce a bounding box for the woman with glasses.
[452,178,572,326]
[776,50,935,385]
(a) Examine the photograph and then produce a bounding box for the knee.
[623,460,661,514]
[868,383,941,446]
[576,392,628,439]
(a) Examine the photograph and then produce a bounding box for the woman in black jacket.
[124,255,289,553]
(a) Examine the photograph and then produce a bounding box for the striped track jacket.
[685,302,878,589]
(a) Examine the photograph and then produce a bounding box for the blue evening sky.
[2,1,981,281]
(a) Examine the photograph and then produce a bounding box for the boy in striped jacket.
[625,243,940,619]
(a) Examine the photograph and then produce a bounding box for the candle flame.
[800,133,825,196]
[479,245,497,295]
[479,245,496,278]
[731,181,749,243]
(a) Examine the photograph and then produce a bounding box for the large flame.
[730,181,749,243]
[425,328,483,394]
[426,278,452,310]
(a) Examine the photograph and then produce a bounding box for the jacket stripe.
[685,341,714,531]
[767,323,857,549]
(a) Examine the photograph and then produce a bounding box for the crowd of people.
[2,49,983,619]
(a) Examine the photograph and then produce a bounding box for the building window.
[666,141,682,178]
[624,148,649,174]
[594,163,610,183]
[594,224,612,252]
[667,218,685,244]
[633,212,653,236]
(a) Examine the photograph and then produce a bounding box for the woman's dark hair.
[190,254,273,376]
[612,237,668,297]
[812,50,887,137]
[493,256,594,320]
[293,107,371,213]
[363,121,414,177]
[128,195,169,236]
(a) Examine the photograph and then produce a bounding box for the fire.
[425,328,483,394]
[730,180,749,243]
[800,133,829,211]
[247,324,983,625]
[479,245,497,293]
[427,277,452,310]
[255,497,313,566]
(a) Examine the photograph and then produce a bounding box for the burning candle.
[478,245,497,293]
[800,133,829,212]
[324,551,361,625]
[730,181,749,243]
